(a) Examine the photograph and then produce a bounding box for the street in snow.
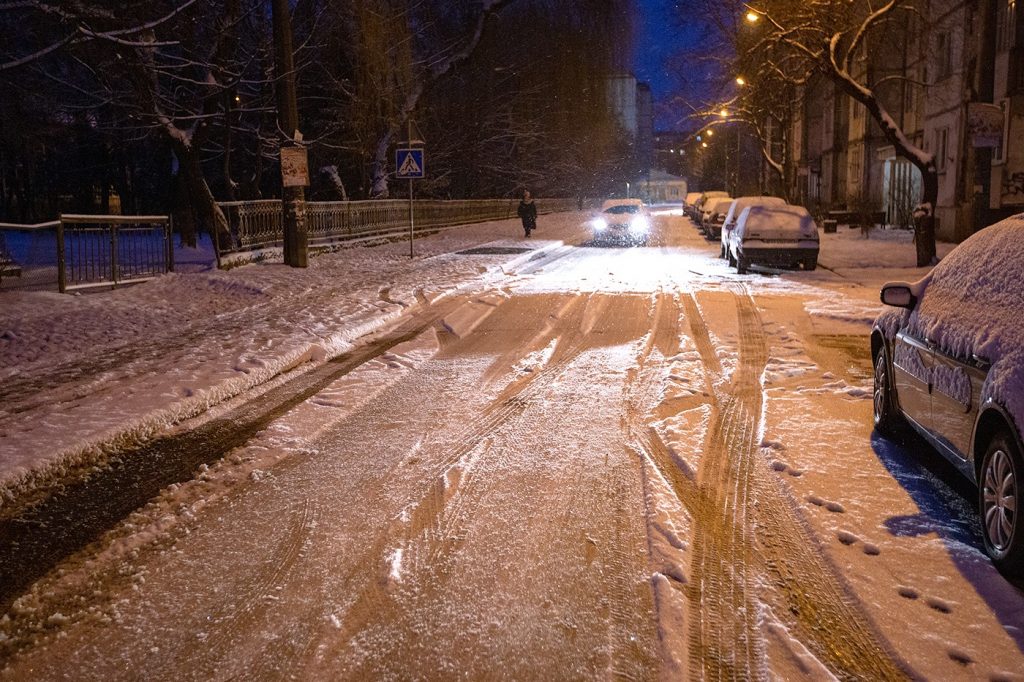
[1,210,1021,679]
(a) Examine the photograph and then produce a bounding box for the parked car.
[719,196,788,258]
[590,199,651,245]
[727,204,819,273]
[683,192,703,219]
[691,191,729,224]
[871,216,1024,577]
[701,197,736,239]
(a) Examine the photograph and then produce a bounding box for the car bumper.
[737,246,819,267]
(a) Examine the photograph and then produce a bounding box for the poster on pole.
[281,145,310,187]
[396,148,425,179]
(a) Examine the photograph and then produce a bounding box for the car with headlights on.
[872,215,1024,578]
[727,204,819,273]
[718,196,787,258]
[591,199,651,245]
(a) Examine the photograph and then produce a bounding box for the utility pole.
[271,0,308,267]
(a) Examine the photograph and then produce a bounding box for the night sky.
[633,0,710,131]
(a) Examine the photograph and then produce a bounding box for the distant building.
[633,169,688,204]
[606,73,655,172]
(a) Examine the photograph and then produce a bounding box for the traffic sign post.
[396,124,426,257]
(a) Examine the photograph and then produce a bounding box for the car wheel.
[980,432,1024,577]
[872,347,903,436]
[805,256,818,271]
[736,257,748,275]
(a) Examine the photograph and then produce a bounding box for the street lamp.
[745,10,760,23]
[707,129,714,136]
[719,108,729,118]
[736,76,747,86]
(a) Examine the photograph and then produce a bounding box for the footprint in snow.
[947,649,973,666]
[769,460,803,477]
[926,596,954,614]
[807,495,845,513]
[836,530,859,546]
[897,586,919,600]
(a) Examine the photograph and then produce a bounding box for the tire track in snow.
[682,288,907,681]
[317,295,606,665]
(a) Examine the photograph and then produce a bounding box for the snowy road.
[2,211,1023,679]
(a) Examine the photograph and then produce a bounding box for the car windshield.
[604,205,640,215]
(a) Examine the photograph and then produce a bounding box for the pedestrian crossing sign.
[396,148,425,179]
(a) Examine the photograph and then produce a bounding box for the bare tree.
[743,0,938,265]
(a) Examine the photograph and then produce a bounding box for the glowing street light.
[701,142,708,148]
[736,76,747,86]
[707,129,714,136]
[719,108,729,118]
[745,10,760,23]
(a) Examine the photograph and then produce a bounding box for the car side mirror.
[880,283,916,309]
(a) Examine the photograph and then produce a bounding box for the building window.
[936,32,953,80]
[997,0,1017,51]
[935,127,949,171]
[994,100,1009,164]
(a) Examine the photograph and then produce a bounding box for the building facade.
[788,0,1023,241]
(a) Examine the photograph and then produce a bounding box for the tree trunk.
[914,166,939,266]
[173,139,229,249]
[370,131,394,199]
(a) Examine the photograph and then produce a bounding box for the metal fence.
[218,198,578,256]
[0,215,173,293]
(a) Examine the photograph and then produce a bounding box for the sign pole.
[407,118,415,259]
[395,119,425,259]
[409,177,415,259]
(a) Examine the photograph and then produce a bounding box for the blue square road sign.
[396,148,425,179]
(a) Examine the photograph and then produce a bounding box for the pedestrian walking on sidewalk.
[518,190,537,238]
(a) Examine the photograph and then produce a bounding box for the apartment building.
[791,0,1022,241]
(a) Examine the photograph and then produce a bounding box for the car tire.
[872,347,904,437]
[804,256,818,271]
[979,432,1024,577]
[736,257,748,275]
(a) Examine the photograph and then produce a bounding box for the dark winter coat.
[517,200,537,228]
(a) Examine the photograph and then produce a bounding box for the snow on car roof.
[706,198,734,213]
[736,204,818,238]
[900,215,1024,419]
[724,196,786,224]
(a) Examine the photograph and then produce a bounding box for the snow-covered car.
[591,199,651,245]
[700,197,736,239]
[691,191,729,224]
[871,216,1024,577]
[727,204,819,273]
[683,192,703,219]
[719,196,788,258]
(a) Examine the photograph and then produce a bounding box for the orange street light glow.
[746,11,759,22]
[701,142,708,148]
[719,109,729,118]
[736,76,746,86]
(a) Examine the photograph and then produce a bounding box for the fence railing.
[218,198,578,257]
[0,215,173,293]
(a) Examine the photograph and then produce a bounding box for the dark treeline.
[0,0,635,243]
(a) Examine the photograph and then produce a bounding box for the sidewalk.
[0,213,587,507]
